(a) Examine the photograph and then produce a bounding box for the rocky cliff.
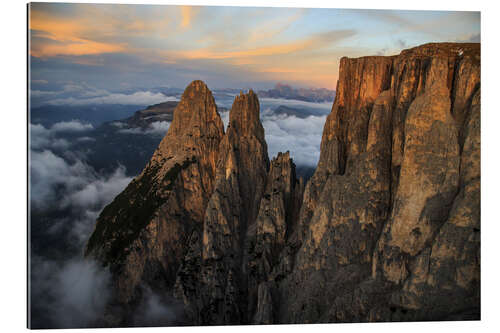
[85,80,225,323]
[279,42,480,323]
[86,42,480,326]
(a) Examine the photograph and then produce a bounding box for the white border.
[1,0,498,332]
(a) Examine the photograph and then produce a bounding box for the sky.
[29,2,480,94]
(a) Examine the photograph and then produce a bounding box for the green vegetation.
[85,157,197,266]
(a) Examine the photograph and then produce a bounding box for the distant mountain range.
[151,83,336,103]
[258,83,335,103]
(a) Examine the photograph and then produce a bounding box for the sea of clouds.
[29,120,178,328]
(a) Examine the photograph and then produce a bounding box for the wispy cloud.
[118,121,171,136]
[156,28,355,88]
[180,6,198,29]
[30,10,126,57]
[167,29,355,60]
[30,121,93,150]
[47,91,173,106]
[31,38,126,58]
[51,120,94,132]
[31,80,178,106]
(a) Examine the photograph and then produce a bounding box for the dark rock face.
[86,42,480,326]
[195,90,270,324]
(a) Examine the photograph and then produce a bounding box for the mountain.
[85,42,480,326]
[258,83,335,103]
[125,101,177,128]
[184,89,270,324]
[278,42,480,323]
[272,105,321,118]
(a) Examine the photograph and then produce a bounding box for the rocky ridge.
[85,80,225,322]
[127,101,177,128]
[86,42,480,325]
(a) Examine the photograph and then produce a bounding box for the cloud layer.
[29,120,135,328]
[29,152,131,327]
[31,80,178,107]
[263,112,327,167]
[51,120,94,131]
[118,120,171,136]
[30,120,94,150]
[47,91,175,106]
[30,256,112,328]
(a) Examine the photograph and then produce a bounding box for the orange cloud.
[180,6,198,29]
[31,39,125,58]
[30,7,126,57]
[166,29,354,60]
[167,39,313,60]
[168,41,307,60]
[256,62,338,89]
[30,12,81,41]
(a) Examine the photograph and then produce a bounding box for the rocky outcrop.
[148,89,273,325]
[85,80,224,319]
[247,151,304,324]
[86,42,480,326]
[196,90,270,324]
